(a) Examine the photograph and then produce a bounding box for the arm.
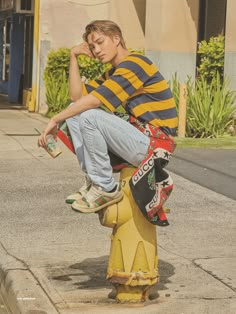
[69,43,94,101]
[38,94,101,148]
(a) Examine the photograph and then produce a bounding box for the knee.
[66,115,80,130]
[79,109,100,128]
[79,109,98,121]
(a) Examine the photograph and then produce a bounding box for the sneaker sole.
[71,193,124,213]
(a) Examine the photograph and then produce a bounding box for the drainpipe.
[28,0,40,112]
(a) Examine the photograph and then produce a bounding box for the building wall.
[38,0,110,113]
[109,0,145,49]
[224,0,236,90]
[145,0,199,82]
[38,0,146,112]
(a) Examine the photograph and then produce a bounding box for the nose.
[94,45,101,56]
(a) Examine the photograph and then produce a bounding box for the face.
[87,31,120,64]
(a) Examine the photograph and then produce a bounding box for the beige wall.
[145,0,199,52]
[224,0,236,52]
[109,0,145,49]
[39,0,145,50]
[224,0,236,90]
[40,0,110,49]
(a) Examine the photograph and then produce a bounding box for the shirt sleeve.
[82,76,105,96]
[91,56,153,112]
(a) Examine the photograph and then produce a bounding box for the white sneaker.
[65,175,92,204]
[71,183,123,213]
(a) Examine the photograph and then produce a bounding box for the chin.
[101,58,110,64]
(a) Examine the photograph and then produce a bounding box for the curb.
[0,244,59,314]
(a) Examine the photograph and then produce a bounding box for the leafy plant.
[45,71,71,116]
[169,72,180,112]
[43,49,70,84]
[197,35,225,83]
[44,48,111,83]
[77,54,111,81]
[186,73,236,138]
[169,72,236,138]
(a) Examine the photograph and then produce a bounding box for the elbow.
[70,93,82,102]
[70,96,81,102]
[70,96,77,102]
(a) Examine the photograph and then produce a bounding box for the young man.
[38,20,178,221]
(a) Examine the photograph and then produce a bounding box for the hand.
[70,42,93,58]
[37,119,58,148]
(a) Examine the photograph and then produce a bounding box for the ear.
[113,35,121,46]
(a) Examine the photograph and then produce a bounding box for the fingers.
[71,42,94,58]
[37,119,58,148]
[37,133,47,148]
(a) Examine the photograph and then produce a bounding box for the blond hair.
[83,20,126,49]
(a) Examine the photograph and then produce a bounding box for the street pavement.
[167,147,236,200]
[0,108,236,314]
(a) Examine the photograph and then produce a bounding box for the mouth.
[98,55,105,61]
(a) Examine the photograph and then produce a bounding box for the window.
[198,0,227,42]
[20,0,32,11]
[2,19,11,81]
[15,0,34,13]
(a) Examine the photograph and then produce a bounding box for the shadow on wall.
[186,0,199,30]
[132,0,146,34]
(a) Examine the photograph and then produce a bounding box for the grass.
[174,135,236,149]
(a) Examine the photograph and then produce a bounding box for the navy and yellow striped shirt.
[82,53,178,136]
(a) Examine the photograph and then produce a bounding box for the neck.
[111,47,130,67]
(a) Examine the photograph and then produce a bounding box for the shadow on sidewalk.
[51,255,175,293]
[0,94,24,109]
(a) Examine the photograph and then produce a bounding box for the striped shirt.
[82,53,178,135]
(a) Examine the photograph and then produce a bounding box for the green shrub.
[44,48,110,83]
[169,72,180,112]
[45,71,71,116]
[43,49,70,84]
[186,73,236,138]
[77,54,111,81]
[197,35,225,83]
[169,72,236,138]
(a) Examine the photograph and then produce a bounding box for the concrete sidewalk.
[0,109,236,314]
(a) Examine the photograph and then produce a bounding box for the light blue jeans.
[66,108,150,192]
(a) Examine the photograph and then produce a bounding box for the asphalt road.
[167,147,236,201]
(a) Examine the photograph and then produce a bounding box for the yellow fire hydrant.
[98,167,159,303]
